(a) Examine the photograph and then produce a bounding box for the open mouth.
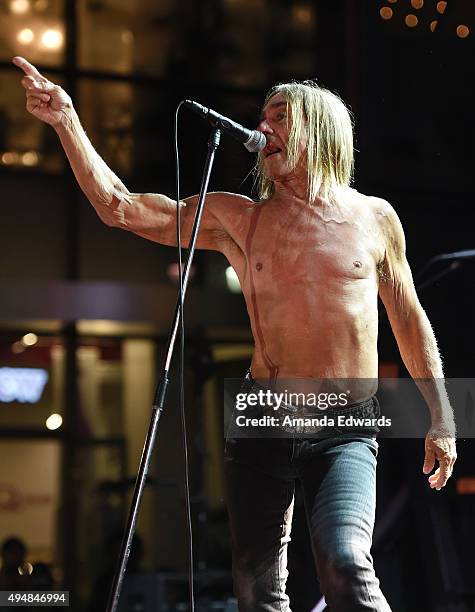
[264,147,282,158]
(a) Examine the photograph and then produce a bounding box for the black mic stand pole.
[417,261,461,291]
[106,126,222,612]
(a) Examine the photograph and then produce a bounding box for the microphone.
[183,100,266,153]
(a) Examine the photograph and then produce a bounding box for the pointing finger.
[12,56,47,82]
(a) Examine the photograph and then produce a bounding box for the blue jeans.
[224,432,392,611]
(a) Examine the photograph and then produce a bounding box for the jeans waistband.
[241,369,380,419]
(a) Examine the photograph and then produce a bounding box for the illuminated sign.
[0,368,49,404]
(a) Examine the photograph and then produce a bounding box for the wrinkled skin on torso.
[223,188,385,390]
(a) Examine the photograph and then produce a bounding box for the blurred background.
[0,0,474,610]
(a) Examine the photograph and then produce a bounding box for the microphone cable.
[174,100,195,612]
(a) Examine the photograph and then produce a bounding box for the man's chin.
[263,167,290,182]
[262,159,288,179]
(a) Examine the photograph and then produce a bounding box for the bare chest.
[237,205,380,289]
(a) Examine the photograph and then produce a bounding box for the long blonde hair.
[256,81,355,202]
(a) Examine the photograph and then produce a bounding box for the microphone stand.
[106,126,222,612]
[416,258,461,291]
[417,261,461,291]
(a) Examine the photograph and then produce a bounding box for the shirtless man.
[14,56,457,611]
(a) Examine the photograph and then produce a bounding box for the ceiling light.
[41,29,63,50]
[46,413,63,430]
[380,7,393,20]
[17,28,34,45]
[22,151,39,166]
[436,1,447,14]
[10,0,30,14]
[456,25,469,38]
[1,152,20,165]
[21,333,38,347]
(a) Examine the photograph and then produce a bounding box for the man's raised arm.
[12,56,248,252]
[376,198,457,491]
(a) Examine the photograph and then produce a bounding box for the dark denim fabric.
[224,377,392,611]
[229,370,382,439]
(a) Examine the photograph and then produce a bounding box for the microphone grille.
[244,131,267,153]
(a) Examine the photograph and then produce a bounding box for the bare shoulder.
[182,191,257,250]
[366,195,402,230]
[184,191,254,214]
[343,189,404,242]
[362,195,406,256]
[344,190,407,272]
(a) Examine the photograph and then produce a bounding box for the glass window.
[0,330,125,436]
[215,0,270,88]
[0,440,61,565]
[0,0,65,67]
[280,2,317,79]
[77,338,124,438]
[78,79,135,178]
[214,0,317,87]
[75,442,126,605]
[0,70,65,173]
[78,78,173,180]
[0,331,64,430]
[78,0,179,77]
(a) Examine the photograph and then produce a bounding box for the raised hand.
[12,56,72,127]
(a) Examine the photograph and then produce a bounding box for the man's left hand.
[423,424,457,490]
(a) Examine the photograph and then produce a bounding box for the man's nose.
[257,119,272,134]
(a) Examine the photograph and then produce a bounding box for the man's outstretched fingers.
[428,468,440,487]
[12,56,47,81]
[434,459,451,490]
[423,447,435,474]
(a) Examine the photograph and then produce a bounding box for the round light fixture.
[41,29,63,50]
[46,413,63,430]
[17,28,34,45]
[456,25,470,38]
[380,7,393,20]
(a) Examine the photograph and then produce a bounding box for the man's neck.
[272,175,309,206]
